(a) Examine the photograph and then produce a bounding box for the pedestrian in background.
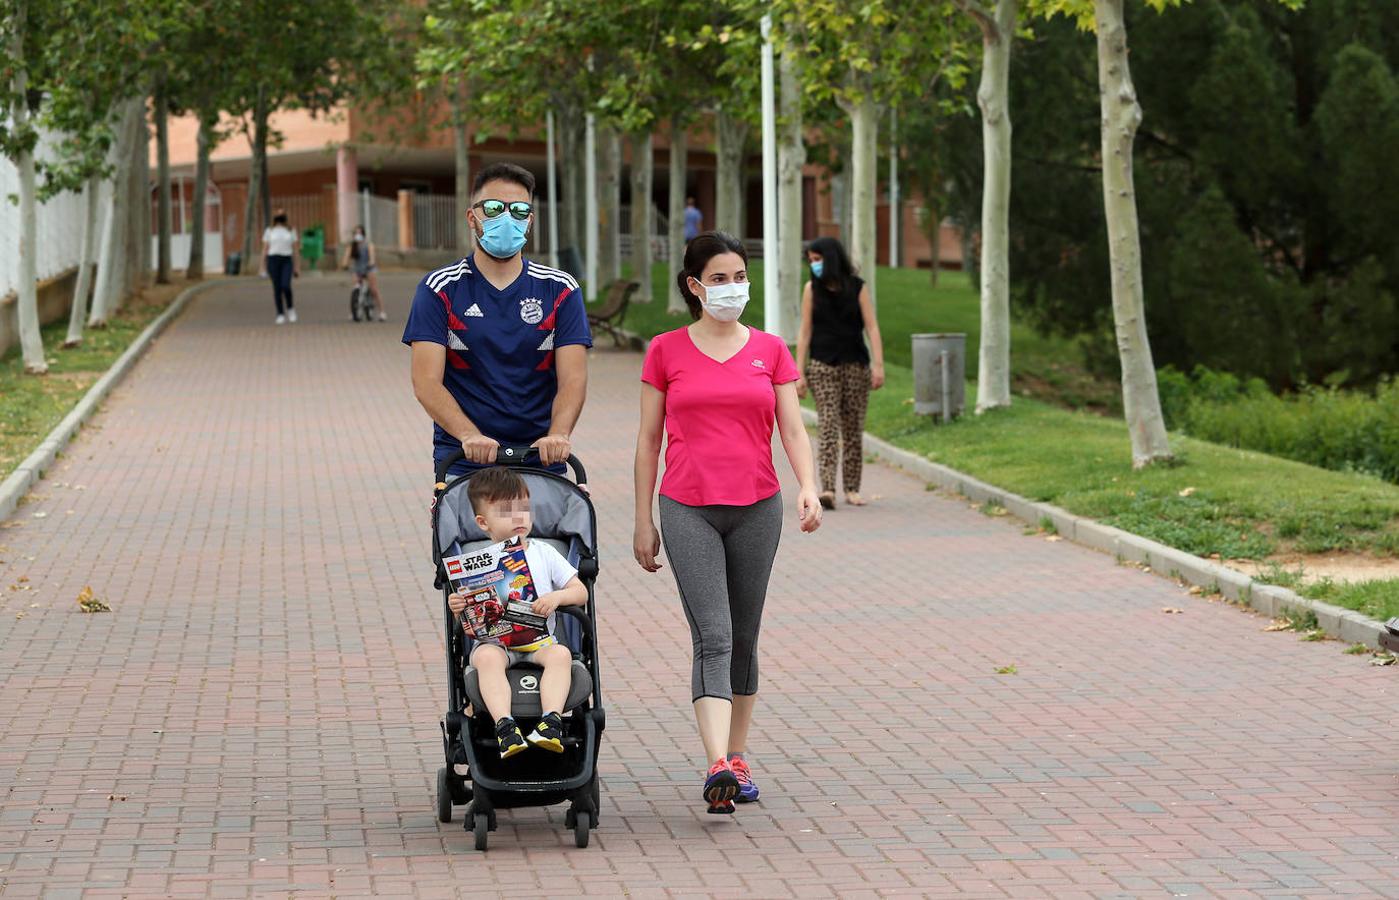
[262,212,300,325]
[683,196,703,242]
[795,236,884,509]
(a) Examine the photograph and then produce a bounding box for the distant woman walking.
[634,231,822,815]
[262,213,300,325]
[795,236,884,509]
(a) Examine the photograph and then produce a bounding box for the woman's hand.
[633,520,663,572]
[871,364,885,391]
[795,374,808,399]
[797,487,823,533]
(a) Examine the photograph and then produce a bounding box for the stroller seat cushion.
[463,659,592,719]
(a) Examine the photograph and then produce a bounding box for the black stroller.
[431,447,604,850]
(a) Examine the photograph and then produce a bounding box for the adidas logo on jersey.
[464,303,484,318]
[538,332,555,352]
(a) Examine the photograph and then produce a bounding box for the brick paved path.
[1,274,1396,898]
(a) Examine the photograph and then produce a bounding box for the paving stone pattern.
[1,275,1396,898]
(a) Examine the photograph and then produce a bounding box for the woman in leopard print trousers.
[795,237,885,509]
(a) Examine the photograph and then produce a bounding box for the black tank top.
[810,275,869,365]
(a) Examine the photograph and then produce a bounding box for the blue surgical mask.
[478,213,528,259]
[810,260,824,279]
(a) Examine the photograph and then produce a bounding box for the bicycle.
[349,273,378,322]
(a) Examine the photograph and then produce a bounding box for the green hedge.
[1161,366,1399,484]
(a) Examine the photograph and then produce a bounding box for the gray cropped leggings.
[659,492,783,702]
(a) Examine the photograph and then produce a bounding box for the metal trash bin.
[912,333,966,421]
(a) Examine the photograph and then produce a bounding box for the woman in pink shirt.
[633,231,822,814]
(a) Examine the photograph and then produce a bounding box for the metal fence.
[0,130,87,300]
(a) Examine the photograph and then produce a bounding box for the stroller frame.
[430,447,605,850]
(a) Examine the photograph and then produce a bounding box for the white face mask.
[695,280,750,322]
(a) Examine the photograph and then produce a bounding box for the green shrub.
[1172,374,1399,484]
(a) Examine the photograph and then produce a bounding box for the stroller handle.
[434,445,588,488]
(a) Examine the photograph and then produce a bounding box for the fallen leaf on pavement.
[76,586,109,613]
[1263,619,1292,632]
[1161,607,1184,614]
[1045,535,1062,542]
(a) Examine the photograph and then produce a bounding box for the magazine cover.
[442,537,548,647]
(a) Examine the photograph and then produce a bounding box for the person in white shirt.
[261,213,300,324]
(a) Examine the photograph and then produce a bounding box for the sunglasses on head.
[473,199,532,221]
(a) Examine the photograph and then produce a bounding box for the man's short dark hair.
[467,466,530,514]
[473,163,535,199]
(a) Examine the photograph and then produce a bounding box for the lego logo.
[519,675,538,691]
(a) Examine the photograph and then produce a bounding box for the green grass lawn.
[609,261,1399,623]
[1,282,188,481]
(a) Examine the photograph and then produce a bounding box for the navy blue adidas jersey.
[402,255,593,475]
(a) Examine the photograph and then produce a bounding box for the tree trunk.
[90,100,142,327]
[187,114,212,280]
[667,120,687,315]
[64,176,102,346]
[923,201,941,288]
[714,106,748,237]
[848,92,879,305]
[629,131,654,302]
[597,125,621,284]
[777,50,806,343]
[155,85,172,283]
[9,19,46,374]
[241,90,267,268]
[129,101,149,296]
[452,77,472,255]
[558,103,584,257]
[1096,0,1171,466]
[973,0,1016,412]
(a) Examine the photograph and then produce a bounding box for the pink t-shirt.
[641,326,800,507]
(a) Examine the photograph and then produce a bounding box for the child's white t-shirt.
[522,540,579,645]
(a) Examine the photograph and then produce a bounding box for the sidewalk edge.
[0,280,224,523]
[799,407,1388,650]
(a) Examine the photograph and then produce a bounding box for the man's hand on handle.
[461,433,500,466]
[532,433,572,467]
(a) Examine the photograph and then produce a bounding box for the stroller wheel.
[573,810,591,848]
[435,767,452,823]
[473,812,489,851]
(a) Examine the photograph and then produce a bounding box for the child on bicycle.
[448,466,587,758]
[341,224,386,321]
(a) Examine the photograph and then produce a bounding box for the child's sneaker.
[526,712,565,753]
[728,755,759,803]
[496,718,527,759]
[703,759,739,814]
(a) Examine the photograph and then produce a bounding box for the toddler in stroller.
[432,449,604,850]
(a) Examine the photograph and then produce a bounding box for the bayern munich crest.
[520,297,544,325]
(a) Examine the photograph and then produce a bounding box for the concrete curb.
[800,407,1391,650]
[0,280,223,524]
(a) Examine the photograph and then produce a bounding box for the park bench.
[588,279,640,347]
